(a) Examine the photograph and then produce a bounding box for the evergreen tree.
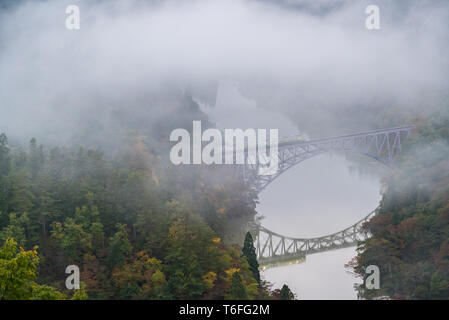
[280,284,295,300]
[242,232,260,285]
[228,272,248,300]
[0,133,10,177]
[106,223,132,268]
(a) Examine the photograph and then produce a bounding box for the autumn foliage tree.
[0,238,64,300]
[351,111,449,299]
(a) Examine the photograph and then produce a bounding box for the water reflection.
[257,153,382,299]
[199,81,383,299]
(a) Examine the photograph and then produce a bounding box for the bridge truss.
[238,126,413,194]
[251,210,376,269]
[234,126,413,269]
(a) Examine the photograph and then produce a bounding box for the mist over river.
[200,81,383,299]
[258,154,382,299]
[1,0,447,302]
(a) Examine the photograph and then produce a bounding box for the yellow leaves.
[146,257,163,270]
[212,237,221,244]
[225,268,240,278]
[151,270,166,288]
[111,250,166,299]
[202,271,217,289]
[168,221,187,241]
[0,238,43,299]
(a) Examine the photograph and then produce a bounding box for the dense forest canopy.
[0,92,276,300]
[349,107,449,299]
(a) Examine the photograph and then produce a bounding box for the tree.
[29,138,44,179]
[112,251,166,299]
[0,238,64,300]
[71,283,88,300]
[0,212,29,246]
[51,203,105,261]
[164,217,212,299]
[31,284,66,300]
[351,113,449,299]
[106,223,132,268]
[242,232,260,285]
[227,271,248,300]
[0,133,10,177]
[0,127,268,300]
[280,284,295,300]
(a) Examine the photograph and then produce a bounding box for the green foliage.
[111,251,165,299]
[0,238,38,299]
[31,284,66,300]
[279,284,295,300]
[107,224,132,268]
[227,272,248,300]
[0,238,64,300]
[51,203,105,261]
[0,131,265,300]
[242,232,260,285]
[0,212,28,246]
[71,283,89,300]
[352,112,449,300]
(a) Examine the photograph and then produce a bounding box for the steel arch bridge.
[237,126,413,194]
[236,126,413,268]
[250,210,376,269]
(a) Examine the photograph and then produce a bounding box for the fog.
[210,81,382,299]
[1,0,448,299]
[1,0,448,142]
[258,154,382,299]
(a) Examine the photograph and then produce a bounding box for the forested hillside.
[350,108,449,299]
[0,92,275,300]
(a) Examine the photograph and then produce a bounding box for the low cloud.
[0,0,447,141]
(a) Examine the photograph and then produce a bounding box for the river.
[199,81,383,299]
[257,153,382,299]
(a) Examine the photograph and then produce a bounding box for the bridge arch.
[239,126,413,194]
[251,209,376,269]
[239,126,413,268]
[256,150,390,194]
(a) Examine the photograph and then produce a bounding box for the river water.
[257,154,382,299]
[199,81,383,299]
